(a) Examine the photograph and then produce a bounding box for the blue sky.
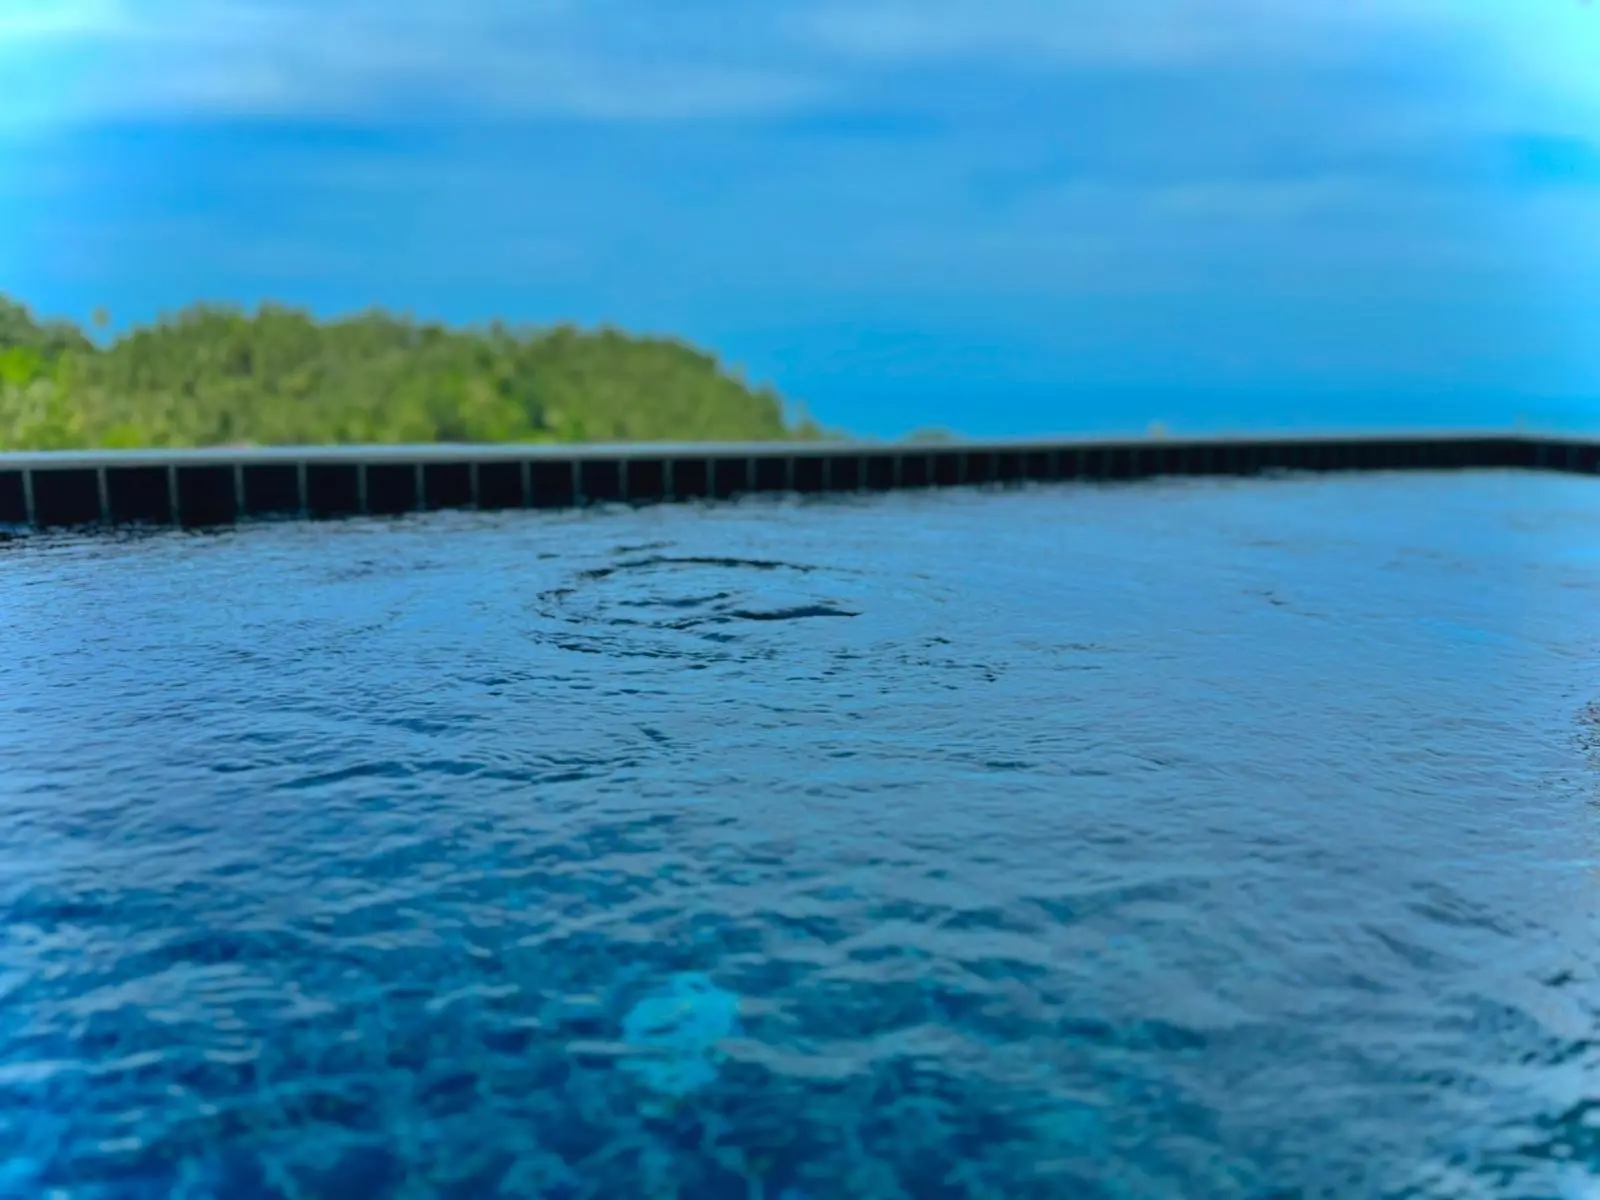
[1,0,1598,438]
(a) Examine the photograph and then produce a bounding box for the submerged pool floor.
[0,472,1597,1198]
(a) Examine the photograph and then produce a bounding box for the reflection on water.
[0,472,1596,1198]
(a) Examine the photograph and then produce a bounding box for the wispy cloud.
[4,0,1595,132]
[0,0,831,124]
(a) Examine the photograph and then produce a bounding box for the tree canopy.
[0,295,831,451]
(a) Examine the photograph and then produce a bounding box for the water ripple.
[0,475,1596,1198]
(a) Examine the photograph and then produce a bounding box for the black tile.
[711,457,748,500]
[627,459,665,503]
[423,462,473,511]
[107,465,171,524]
[176,465,237,527]
[530,461,576,508]
[826,455,860,491]
[581,460,623,504]
[752,456,788,493]
[792,456,825,494]
[864,455,895,491]
[367,464,418,515]
[243,464,302,516]
[307,463,360,518]
[0,471,26,524]
[1504,439,1538,470]
[1263,443,1299,472]
[477,462,524,510]
[670,458,709,500]
[33,468,100,528]
[1348,442,1379,470]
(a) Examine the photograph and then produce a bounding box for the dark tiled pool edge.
[0,433,1594,531]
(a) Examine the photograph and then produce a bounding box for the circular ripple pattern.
[0,474,1597,1199]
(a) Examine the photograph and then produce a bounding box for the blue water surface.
[0,472,1597,1199]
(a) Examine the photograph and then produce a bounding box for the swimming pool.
[1,471,1596,1198]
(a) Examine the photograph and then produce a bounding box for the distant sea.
[811,385,1600,442]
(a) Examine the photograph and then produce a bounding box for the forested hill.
[0,295,829,451]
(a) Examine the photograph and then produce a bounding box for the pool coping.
[1,431,1594,531]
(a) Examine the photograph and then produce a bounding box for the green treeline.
[0,294,830,451]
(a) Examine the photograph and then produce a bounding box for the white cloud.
[799,0,1600,142]
[0,0,829,124]
[1,0,1596,135]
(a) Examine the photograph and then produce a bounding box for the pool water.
[0,472,1597,1199]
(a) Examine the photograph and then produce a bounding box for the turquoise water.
[0,472,1597,1199]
